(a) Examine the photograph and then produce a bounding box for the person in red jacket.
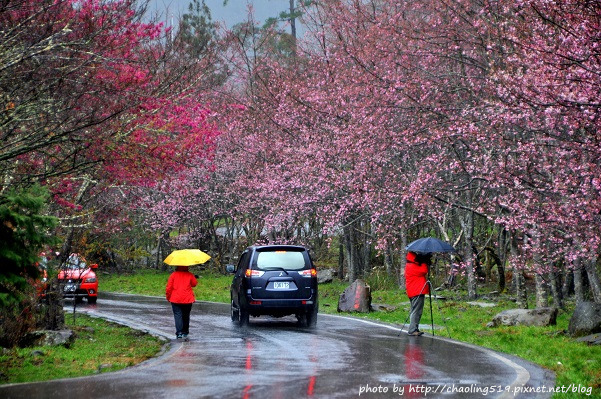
[166,266,198,341]
[404,251,431,336]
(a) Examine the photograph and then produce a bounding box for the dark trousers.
[171,303,193,336]
[408,295,425,334]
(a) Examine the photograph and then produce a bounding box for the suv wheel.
[231,299,239,322]
[297,312,307,326]
[234,295,249,326]
[299,305,318,328]
[238,305,249,326]
[306,305,318,328]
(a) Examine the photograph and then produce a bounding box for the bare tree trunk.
[289,0,296,39]
[562,267,573,299]
[360,219,371,277]
[338,241,345,279]
[227,221,240,265]
[59,228,75,264]
[514,269,528,309]
[207,218,221,268]
[343,223,357,282]
[497,228,507,292]
[398,228,407,288]
[535,273,547,308]
[42,280,65,330]
[349,224,357,282]
[548,268,563,309]
[584,257,601,303]
[532,231,547,308]
[462,209,477,299]
[158,231,171,271]
[111,251,120,273]
[155,234,162,270]
[511,233,528,309]
[483,250,492,284]
[342,215,371,282]
[342,233,352,282]
[573,258,585,304]
[384,241,393,275]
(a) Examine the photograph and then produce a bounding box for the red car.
[58,253,99,304]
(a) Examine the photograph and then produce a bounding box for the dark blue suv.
[227,245,318,327]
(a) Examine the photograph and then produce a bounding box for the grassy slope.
[0,314,163,384]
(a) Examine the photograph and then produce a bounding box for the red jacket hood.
[407,251,418,263]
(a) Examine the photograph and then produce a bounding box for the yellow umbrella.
[163,249,211,266]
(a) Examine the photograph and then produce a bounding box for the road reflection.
[243,339,253,399]
[403,340,426,398]
[239,327,321,398]
[404,340,424,379]
[306,334,320,396]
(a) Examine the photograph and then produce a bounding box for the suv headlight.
[84,277,97,283]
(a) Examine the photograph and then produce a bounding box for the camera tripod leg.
[428,282,434,336]
[398,279,452,339]
[398,280,429,336]
[429,284,452,339]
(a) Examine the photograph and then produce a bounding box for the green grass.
[100,268,232,303]
[0,314,163,384]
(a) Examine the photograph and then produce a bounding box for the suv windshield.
[255,250,306,271]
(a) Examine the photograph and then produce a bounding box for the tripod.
[399,273,451,338]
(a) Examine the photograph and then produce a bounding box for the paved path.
[0,293,555,398]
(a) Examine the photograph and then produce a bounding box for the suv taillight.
[245,269,265,277]
[298,269,317,277]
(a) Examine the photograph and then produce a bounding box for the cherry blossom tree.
[1,0,219,263]
[63,0,600,306]
[207,0,600,304]
[481,0,601,303]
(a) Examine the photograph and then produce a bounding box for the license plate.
[273,282,290,289]
[64,284,76,293]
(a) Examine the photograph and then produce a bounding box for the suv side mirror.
[226,264,235,274]
[90,263,98,269]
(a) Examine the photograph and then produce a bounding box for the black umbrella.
[406,237,455,254]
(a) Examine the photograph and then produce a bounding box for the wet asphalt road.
[0,293,554,398]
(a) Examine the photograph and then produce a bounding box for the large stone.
[568,301,601,338]
[22,329,75,348]
[338,279,371,313]
[317,268,335,284]
[575,333,601,346]
[371,303,397,312]
[490,307,558,327]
